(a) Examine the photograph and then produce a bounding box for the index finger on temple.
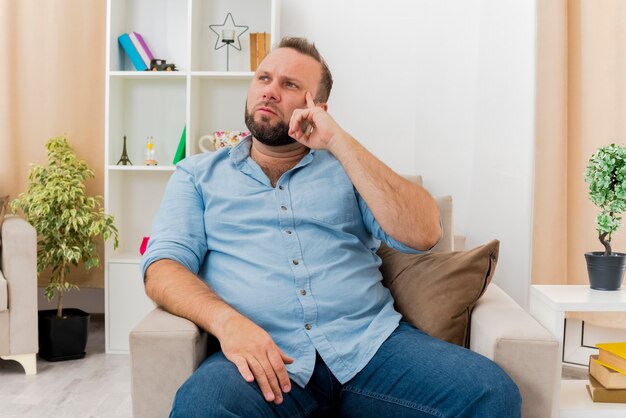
[305,91,315,108]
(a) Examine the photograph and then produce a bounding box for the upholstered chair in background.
[0,215,38,375]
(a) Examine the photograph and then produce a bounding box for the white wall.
[281,0,537,308]
[280,0,419,175]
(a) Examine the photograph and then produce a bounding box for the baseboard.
[37,287,104,314]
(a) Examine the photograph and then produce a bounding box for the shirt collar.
[228,135,253,167]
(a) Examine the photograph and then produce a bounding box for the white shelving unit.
[104,0,279,353]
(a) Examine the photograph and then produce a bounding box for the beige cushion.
[431,195,453,253]
[403,175,423,186]
[402,176,453,253]
[0,270,6,311]
[379,240,499,347]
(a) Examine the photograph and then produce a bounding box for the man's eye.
[259,76,269,81]
[286,82,298,89]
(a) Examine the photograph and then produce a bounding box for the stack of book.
[118,32,154,71]
[587,342,626,403]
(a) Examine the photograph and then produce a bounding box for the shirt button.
[285,230,293,235]
[280,205,288,211]
[300,289,307,296]
[279,185,285,190]
[292,259,300,265]
[305,324,312,331]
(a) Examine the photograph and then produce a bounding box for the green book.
[173,125,186,164]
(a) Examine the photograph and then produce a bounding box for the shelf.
[191,0,273,72]
[191,71,254,79]
[108,0,189,72]
[108,71,254,79]
[108,77,186,165]
[561,380,626,417]
[108,165,176,172]
[106,170,173,256]
[110,71,188,79]
[531,285,626,311]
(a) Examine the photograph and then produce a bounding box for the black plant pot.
[38,308,90,362]
[584,252,626,291]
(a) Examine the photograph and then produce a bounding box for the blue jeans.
[170,322,521,417]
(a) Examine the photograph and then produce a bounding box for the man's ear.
[319,103,328,111]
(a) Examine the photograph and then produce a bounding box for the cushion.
[0,195,8,249]
[379,239,500,347]
[431,195,453,253]
[403,174,423,186]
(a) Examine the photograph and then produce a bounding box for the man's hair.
[276,37,333,103]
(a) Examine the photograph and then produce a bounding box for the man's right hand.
[216,312,294,404]
[145,260,294,404]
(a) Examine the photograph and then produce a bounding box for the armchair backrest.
[403,175,455,253]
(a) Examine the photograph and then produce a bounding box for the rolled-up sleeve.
[356,191,426,255]
[140,162,208,279]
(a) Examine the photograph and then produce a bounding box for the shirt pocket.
[302,178,356,225]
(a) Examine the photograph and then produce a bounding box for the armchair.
[0,215,38,375]
[130,177,560,418]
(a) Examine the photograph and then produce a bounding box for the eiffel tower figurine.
[116,135,133,165]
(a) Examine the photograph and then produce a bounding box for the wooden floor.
[0,316,132,418]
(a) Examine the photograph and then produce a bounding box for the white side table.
[529,285,626,417]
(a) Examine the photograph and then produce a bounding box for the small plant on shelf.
[11,135,119,318]
[585,144,626,255]
[584,143,626,290]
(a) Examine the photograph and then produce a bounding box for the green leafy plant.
[11,136,119,319]
[585,144,626,256]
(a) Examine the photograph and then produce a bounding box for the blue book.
[118,33,147,71]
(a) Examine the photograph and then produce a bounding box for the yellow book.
[587,375,626,403]
[596,342,626,375]
[590,355,626,389]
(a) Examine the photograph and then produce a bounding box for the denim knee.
[474,366,522,418]
[169,354,269,418]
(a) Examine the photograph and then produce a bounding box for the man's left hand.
[289,92,344,151]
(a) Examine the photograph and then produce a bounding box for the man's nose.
[261,81,279,102]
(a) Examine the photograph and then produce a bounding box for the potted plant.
[584,143,626,290]
[11,135,118,360]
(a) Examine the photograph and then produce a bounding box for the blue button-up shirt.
[141,137,423,387]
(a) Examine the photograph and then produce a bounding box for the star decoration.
[209,13,249,51]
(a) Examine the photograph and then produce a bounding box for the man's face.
[245,48,323,146]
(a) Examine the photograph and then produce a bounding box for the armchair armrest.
[130,307,208,418]
[470,284,560,418]
[1,215,37,355]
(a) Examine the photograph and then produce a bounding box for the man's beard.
[244,104,296,147]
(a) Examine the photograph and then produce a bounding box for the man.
[141,37,521,417]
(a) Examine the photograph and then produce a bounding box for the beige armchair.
[0,215,38,375]
[130,178,560,418]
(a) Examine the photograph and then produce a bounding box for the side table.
[529,284,626,417]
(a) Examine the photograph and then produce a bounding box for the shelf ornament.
[144,136,158,166]
[116,135,133,165]
[209,12,249,71]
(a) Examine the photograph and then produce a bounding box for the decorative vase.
[38,308,90,361]
[584,252,626,291]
